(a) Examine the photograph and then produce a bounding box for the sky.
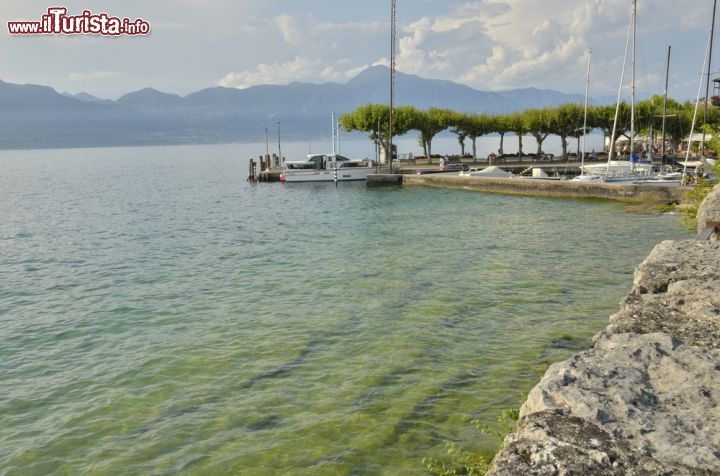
[0,0,716,100]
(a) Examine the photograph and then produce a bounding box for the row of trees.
[339,98,720,162]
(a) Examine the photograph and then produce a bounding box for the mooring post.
[248,159,256,182]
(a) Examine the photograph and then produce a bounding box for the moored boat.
[281,154,378,182]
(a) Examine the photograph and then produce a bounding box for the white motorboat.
[281,154,378,183]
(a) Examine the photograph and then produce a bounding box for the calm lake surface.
[0,142,691,475]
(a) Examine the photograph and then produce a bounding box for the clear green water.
[0,144,692,475]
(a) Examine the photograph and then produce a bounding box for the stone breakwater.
[487,186,720,475]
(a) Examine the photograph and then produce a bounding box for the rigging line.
[683,25,714,181]
[607,2,634,177]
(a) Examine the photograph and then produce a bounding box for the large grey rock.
[607,240,720,348]
[489,189,720,475]
[697,185,720,239]
[518,333,720,472]
[487,411,708,475]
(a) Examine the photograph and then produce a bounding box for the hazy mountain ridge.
[0,66,590,149]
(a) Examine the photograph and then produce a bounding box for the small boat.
[281,154,378,182]
[458,166,512,178]
[574,159,655,182]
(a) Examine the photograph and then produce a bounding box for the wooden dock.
[248,154,283,182]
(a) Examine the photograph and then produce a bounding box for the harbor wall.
[399,175,686,204]
[487,185,720,475]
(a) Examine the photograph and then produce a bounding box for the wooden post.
[248,159,256,182]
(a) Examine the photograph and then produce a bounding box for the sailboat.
[577,0,654,182]
[572,50,603,182]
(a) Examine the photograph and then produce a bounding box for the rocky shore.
[487,186,720,475]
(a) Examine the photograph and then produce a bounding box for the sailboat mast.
[702,0,717,157]
[581,49,592,173]
[661,45,671,160]
[389,0,396,172]
[332,112,336,155]
[607,2,633,168]
[630,0,636,165]
[684,30,714,181]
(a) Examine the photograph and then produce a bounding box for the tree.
[448,111,469,156]
[410,107,455,163]
[489,114,510,155]
[340,103,416,162]
[525,108,554,156]
[457,113,492,162]
[552,103,584,158]
[590,102,631,156]
[506,112,530,159]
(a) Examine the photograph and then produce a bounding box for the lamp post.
[277,122,282,165]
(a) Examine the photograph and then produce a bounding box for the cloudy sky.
[0,0,715,100]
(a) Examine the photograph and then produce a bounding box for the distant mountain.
[116,88,184,109]
[0,67,593,149]
[62,91,113,104]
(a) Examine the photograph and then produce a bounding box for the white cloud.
[69,71,120,81]
[274,14,303,45]
[219,57,371,88]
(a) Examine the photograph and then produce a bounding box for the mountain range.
[0,66,591,150]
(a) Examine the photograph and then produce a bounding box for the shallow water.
[0,143,691,475]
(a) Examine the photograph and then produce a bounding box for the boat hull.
[282,167,377,182]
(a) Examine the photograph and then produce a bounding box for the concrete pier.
[385,174,686,204]
[366,174,404,187]
[487,185,720,475]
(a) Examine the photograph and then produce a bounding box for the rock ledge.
[488,186,720,475]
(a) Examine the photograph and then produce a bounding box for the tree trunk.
[499,133,505,155]
[472,137,477,163]
[561,135,568,158]
[427,140,433,163]
[459,136,466,156]
[518,134,524,161]
[534,133,543,156]
[423,139,430,164]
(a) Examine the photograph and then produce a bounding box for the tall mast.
[581,49,592,174]
[702,0,717,157]
[630,0,636,166]
[332,112,336,155]
[661,45,671,160]
[607,1,633,169]
[389,0,397,172]
[684,29,714,181]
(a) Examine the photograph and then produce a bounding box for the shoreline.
[486,185,720,474]
[368,174,687,205]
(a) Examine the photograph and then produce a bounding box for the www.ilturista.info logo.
[7,7,150,36]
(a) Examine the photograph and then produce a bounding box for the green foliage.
[422,443,491,476]
[474,406,520,442]
[340,103,417,156]
[410,107,456,158]
[680,125,720,229]
[423,401,521,476]
[341,97,720,160]
[682,178,715,230]
[525,108,553,155]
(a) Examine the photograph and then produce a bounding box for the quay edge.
[369,174,687,204]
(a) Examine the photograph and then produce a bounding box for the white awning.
[683,132,714,143]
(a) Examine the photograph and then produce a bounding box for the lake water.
[0,142,691,475]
